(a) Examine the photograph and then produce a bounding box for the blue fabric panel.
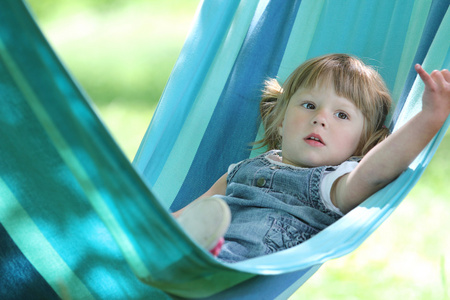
[305,0,415,92]
[0,71,103,299]
[390,0,450,126]
[307,1,376,55]
[444,46,450,67]
[171,0,302,211]
[0,224,60,300]
[134,1,241,186]
[0,1,172,299]
[198,266,314,300]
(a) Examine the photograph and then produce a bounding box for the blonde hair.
[258,53,392,157]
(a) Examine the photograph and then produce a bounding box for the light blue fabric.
[0,0,449,299]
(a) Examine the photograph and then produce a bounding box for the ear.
[277,122,283,137]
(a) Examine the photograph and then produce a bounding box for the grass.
[27,1,450,299]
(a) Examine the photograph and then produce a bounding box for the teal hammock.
[1,0,449,299]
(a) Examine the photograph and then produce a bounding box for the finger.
[415,64,429,81]
[441,69,450,83]
[430,70,450,89]
[430,69,444,81]
[415,64,435,88]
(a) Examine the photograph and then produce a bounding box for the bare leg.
[176,197,231,256]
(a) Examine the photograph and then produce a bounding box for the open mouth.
[304,134,325,146]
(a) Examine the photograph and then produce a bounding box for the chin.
[309,159,340,167]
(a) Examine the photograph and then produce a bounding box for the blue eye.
[302,102,315,109]
[336,112,349,120]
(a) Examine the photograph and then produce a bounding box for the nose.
[311,111,327,128]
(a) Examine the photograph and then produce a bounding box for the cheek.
[349,127,364,153]
[339,127,363,153]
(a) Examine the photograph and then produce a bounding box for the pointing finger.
[415,64,436,89]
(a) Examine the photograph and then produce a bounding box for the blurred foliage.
[27,0,198,107]
[26,0,198,157]
[27,0,195,20]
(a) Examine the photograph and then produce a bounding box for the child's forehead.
[291,77,363,109]
[295,83,352,102]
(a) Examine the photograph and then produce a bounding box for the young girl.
[174,54,450,263]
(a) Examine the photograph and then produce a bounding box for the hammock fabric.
[1,0,449,299]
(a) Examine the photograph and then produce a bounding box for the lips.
[304,133,325,146]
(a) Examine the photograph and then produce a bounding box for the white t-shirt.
[320,161,358,216]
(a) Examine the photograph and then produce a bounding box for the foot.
[177,197,231,255]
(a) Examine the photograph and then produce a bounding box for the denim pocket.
[263,215,319,254]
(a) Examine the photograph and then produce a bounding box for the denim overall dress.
[217,150,343,263]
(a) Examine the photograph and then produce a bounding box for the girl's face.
[278,79,365,167]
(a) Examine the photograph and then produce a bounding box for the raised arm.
[333,65,450,214]
[172,173,228,218]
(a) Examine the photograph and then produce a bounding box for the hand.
[336,65,448,213]
[415,64,450,123]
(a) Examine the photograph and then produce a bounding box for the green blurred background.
[26,1,449,299]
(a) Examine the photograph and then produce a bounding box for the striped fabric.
[1,1,170,299]
[1,0,449,299]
